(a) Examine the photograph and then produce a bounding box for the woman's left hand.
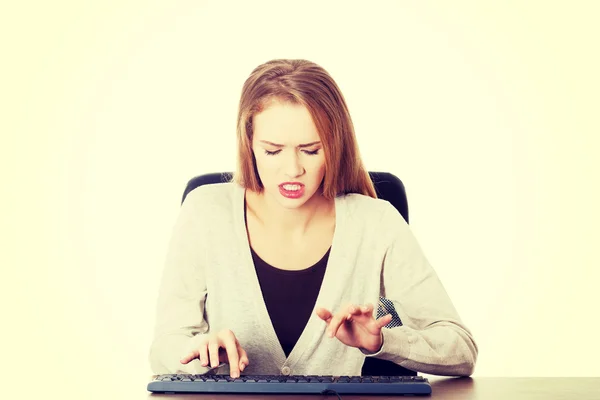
[315,303,393,353]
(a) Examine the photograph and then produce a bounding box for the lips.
[279,182,305,199]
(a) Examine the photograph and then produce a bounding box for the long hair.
[232,59,376,199]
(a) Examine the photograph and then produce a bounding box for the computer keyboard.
[147,374,432,395]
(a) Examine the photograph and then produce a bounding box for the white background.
[2,1,599,398]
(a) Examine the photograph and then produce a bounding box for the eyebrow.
[259,140,321,148]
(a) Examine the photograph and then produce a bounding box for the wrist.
[360,331,384,354]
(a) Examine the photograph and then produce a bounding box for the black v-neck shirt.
[250,247,330,357]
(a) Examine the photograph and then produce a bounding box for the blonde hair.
[232,59,376,199]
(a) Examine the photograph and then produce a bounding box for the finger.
[180,350,198,364]
[199,342,210,367]
[360,303,375,317]
[376,313,393,329]
[224,338,241,378]
[327,314,342,337]
[208,340,220,368]
[347,304,364,322]
[329,306,353,337]
[238,346,250,371]
[315,307,333,322]
[348,304,362,316]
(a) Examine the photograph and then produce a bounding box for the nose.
[283,151,305,178]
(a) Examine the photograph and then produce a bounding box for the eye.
[303,149,320,155]
[264,149,281,156]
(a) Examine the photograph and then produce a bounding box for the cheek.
[305,157,326,182]
[312,156,326,174]
[254,154,278,176]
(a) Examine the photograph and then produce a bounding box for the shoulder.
[340,192,401,222]
[339,192,409,244]
[182,181,240,215]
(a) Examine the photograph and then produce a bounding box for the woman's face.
[251,100,326,210]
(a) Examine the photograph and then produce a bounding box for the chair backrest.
[182,171,409,223]
[181,171,415,376]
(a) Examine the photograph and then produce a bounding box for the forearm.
[366,322,478,376]
[149,189,212,375]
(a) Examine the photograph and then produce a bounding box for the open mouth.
[279,183,305,199]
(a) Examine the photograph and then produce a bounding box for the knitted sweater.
[148,182,478,377]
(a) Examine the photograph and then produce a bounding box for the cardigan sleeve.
[148,189,213,375]
[364,202,478,377]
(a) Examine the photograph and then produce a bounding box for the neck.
[248,189,334,239]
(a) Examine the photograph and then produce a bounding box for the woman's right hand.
[180,329,250,378]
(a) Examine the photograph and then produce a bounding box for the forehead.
[253,100,320,142]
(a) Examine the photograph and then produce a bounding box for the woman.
[149,59,478,378]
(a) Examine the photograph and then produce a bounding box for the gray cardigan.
[148,182,478,377]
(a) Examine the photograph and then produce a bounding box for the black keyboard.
[148,374,432,395]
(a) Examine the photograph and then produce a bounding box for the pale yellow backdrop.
[2,1,599,399]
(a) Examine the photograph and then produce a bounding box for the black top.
[251,247,330,357]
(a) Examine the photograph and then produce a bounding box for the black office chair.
[181,171,416,377]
